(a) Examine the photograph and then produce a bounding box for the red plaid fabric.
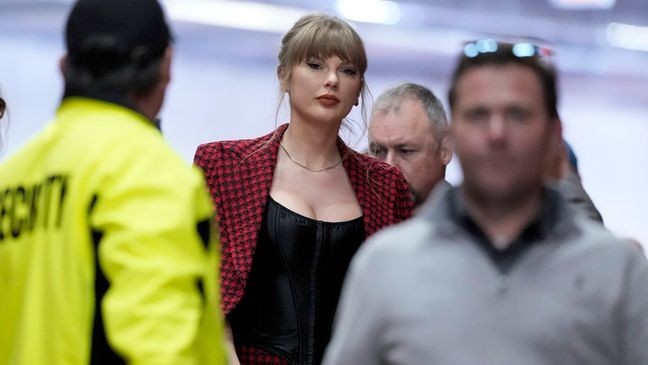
[194,124,413,314]
[237,345,290,365]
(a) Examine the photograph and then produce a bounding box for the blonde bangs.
[280,15,367,75]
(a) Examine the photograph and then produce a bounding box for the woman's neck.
[281,121,342,168]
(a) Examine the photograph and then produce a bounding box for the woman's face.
[283,55,362,127]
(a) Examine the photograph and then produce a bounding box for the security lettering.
[0,174,68,242]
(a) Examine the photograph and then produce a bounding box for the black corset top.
[229,196,365,365]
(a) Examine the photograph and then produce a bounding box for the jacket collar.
[237,123,354,164]
[421,185,576,242]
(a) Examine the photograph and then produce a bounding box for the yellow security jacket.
[0,98,227,364]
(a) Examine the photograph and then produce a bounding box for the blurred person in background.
[368,82,452,208]
[0,0,227,363]
[0,95,6,149]
[194,13,413,365]
[0,94,8,151]
[323,40,648,365]
[545,137,604,223]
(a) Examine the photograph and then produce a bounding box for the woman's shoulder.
[344,149,410,198]
[344,150,414,228]
[195,127,281,160]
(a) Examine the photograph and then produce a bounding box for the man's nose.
[385,151,398,167]
[487,116,507,142]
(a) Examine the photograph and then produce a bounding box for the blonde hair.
[276,13,370,134]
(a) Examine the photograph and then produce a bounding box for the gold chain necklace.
[280,143,342,173]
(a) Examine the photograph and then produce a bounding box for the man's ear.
[59,54,68,76]
[542,117,566,179]
[550,116,563,145]
[159,47,173,87]
[439,136,453,166]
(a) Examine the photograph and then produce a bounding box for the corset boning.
[229,196,365,364]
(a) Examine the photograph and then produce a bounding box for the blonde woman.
[195,14,413,365]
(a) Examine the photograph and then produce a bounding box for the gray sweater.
[323,188,648,365]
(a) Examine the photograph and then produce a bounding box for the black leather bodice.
[229,196,365,364]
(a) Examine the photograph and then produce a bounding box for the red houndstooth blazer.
[194,124,413,314]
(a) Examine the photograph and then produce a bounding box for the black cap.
[65,0,171,70]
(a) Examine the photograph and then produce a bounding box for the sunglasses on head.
[463,39,553,58]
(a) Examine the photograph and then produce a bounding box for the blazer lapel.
[221,125,286,278]
[339,139,383,237]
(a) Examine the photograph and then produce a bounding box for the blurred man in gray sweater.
[323,40,648,365]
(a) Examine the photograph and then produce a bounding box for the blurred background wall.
[1,0,647,247]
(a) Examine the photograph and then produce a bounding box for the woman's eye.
[306,61,322,70]
[342,68,357,76]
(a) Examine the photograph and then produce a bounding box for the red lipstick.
[316,94,340,106]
